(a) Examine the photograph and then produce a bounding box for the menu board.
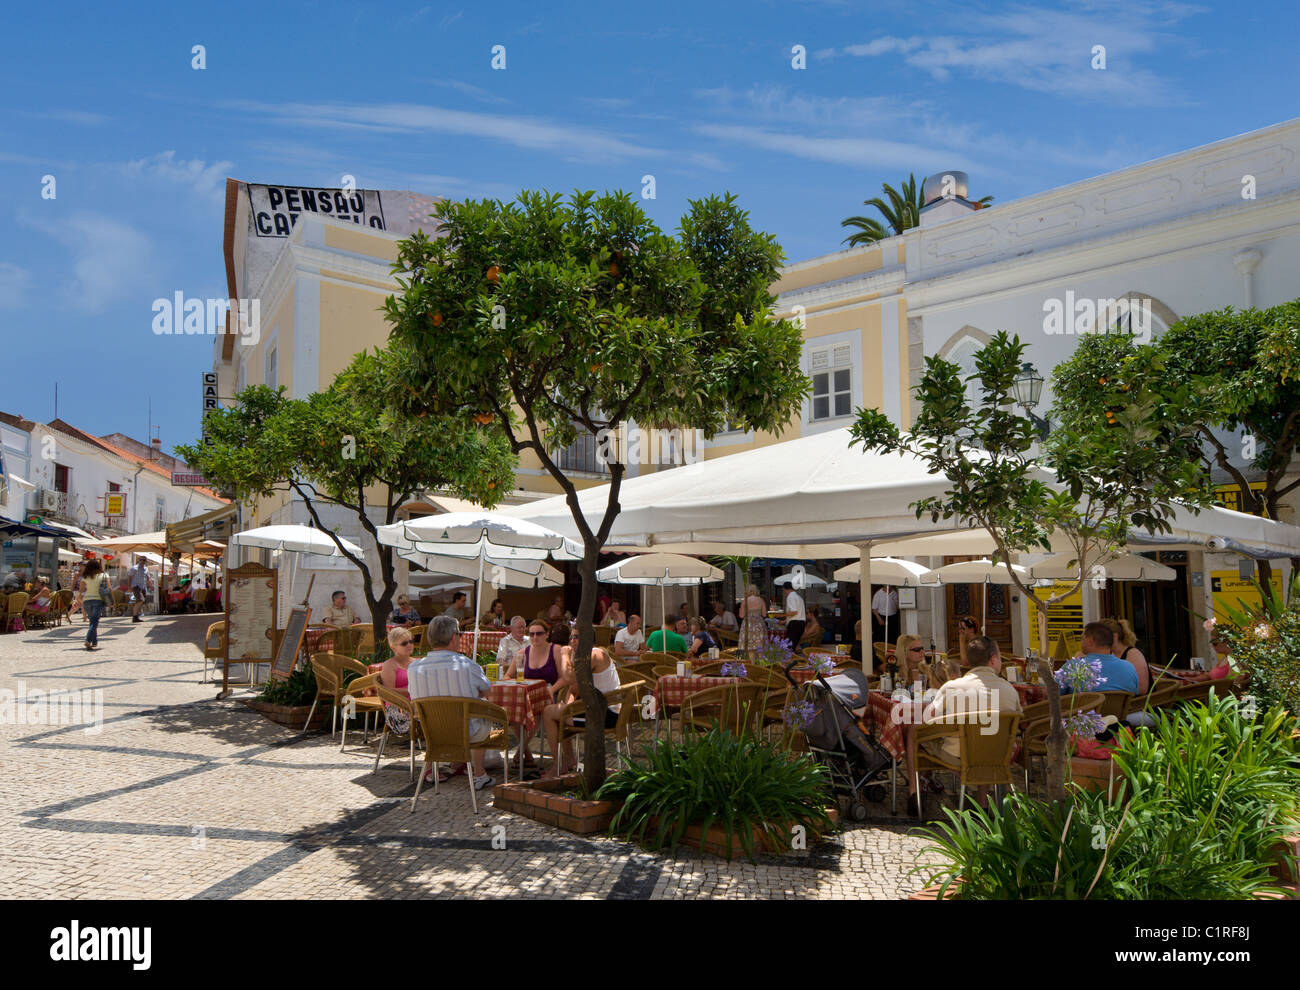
[272,606,311,681]
[223,563,277,692]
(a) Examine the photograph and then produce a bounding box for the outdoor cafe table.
[486,677,552,734]
[864,690,925,762]
[458,630,507,656]
[653,674,742,709]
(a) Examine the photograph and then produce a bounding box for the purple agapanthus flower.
[1055,656,1107,693]
[1063,710,1108,742]
[719,661,747,678]
[810,654,836,676]
[757,634,795,667]
[783,699,816,731]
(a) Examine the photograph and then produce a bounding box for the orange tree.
[382,190,809,790]
[852,331,1210,801]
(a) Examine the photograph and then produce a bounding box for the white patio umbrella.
[595,553,724,643]
[398,547,564,589]
[773,570,829,589]
[377,511,582,658]
[832,557,933,587]
[231,525,365,610]
[920,558,1031,630]
[1026,551,1176,583]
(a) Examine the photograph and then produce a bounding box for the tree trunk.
[576,546,608,793]
[1257,558,1277,606]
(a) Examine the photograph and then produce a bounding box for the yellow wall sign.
[1027,581,1084,658]
[105,493,125,516]
[1211,570,1282,622]
[1213,482,1268,517]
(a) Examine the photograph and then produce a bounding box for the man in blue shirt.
[1064,622,1140,694]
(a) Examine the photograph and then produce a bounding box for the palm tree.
[840,173,993,247]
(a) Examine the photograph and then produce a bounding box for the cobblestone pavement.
[0,614,943,899]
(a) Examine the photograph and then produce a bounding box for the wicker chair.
[690,660,731,677]
[1095,691,1134,720]
[4,592,29,633]
[409,696,511,813]
[350,623,376,658]
[111,589,131,617]
[339,672,386,752]
[49,589,73,626]
[22,596,54,629]
[593,625,613,648]
[408,624,427,652]
[914,710,1021,819]
[318,626,362,658]
[619,660,659,682]
[203,621,227,683]
[373,684,420,780]
[641,651,678,667]
[558,682,645,763]
[712,626,739,647]
[1173,679,1222,706]
[304,657,343,737]
[680,682,769,737]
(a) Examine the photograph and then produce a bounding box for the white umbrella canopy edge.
[596,553,723,638]
[230,524,364,558]
[832,557,933,587]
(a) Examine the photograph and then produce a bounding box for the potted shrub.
[596,727,836,862]
[493,774,619,836]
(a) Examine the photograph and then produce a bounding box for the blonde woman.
[389,595,421,626]
[738,583,768,657]
[894,634,926,686]
[1102,617,1150,694]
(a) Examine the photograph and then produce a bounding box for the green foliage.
[383,189,810,794]
[596,728,833,862]
[1217,574,1300,729]
[917,695,1299,899]
[257,664,317,707]
[382,189,809,446]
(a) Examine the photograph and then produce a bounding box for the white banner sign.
[248,185,387,237]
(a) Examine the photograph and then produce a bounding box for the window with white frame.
[154,495,166,530]
[809,344,853,421]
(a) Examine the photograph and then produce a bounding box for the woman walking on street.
[80,560,111,651]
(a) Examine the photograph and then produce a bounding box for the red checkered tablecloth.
[1013,682,1047,705]
[458,630,507,657]
[789,661,851,683]
[487,678,552,732]
[654,675,741,709]
[863,690,926,762]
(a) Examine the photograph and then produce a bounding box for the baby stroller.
[784,664,894,821]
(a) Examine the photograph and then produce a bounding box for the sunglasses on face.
[529,630,547,637]
[909,645,925,652]
[396,639,412,647]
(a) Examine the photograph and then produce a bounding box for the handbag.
[97,576,112,606]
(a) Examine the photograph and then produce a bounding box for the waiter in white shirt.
[784,587,806,647]
[871,585,899,646]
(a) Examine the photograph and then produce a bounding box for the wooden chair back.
[408,624,427,652]
[204,621,227,659]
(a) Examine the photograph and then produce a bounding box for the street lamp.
[1012,362,1051,439]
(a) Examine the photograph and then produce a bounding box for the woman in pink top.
[380,627,416,735]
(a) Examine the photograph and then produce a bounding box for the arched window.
[1095,292,1177,343]
[938,327,992,409]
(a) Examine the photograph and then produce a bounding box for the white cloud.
[20,211,154,314]
[829,1,1205,104]
[227,99,678,166]
[117,151,233,203]
[0,262,33,309]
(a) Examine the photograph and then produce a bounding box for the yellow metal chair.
[339,672,386,752]
[914,710,1022,820]
[202,621,227,683]
[558,682,645,763]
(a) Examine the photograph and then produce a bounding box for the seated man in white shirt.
[406,615,495,790]
[709,600,738,632]
[613,614,646,659]
[495,615,528,671]
[905,635,1021,815]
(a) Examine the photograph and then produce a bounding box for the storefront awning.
[165,503,237,552]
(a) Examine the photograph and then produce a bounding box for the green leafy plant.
[915,694,1299,899]
[597,728,832,861]
[1216,573,1300,729]
[256,664,317,707]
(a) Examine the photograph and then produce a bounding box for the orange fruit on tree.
[431,312,443,326]
[487,265,501,283]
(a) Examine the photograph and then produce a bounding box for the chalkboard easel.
[272,605,312,681]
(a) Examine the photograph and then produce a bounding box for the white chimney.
[920,171,981,228]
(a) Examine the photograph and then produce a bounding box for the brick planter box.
[240,698,329,733]
[1069,756,1123,800]
[909,879,963,900]
[493,774,618,835]
[645,808,839,860]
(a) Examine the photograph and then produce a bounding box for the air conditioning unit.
[41,490,60,512]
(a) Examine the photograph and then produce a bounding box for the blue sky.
[2,0,1296,454]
